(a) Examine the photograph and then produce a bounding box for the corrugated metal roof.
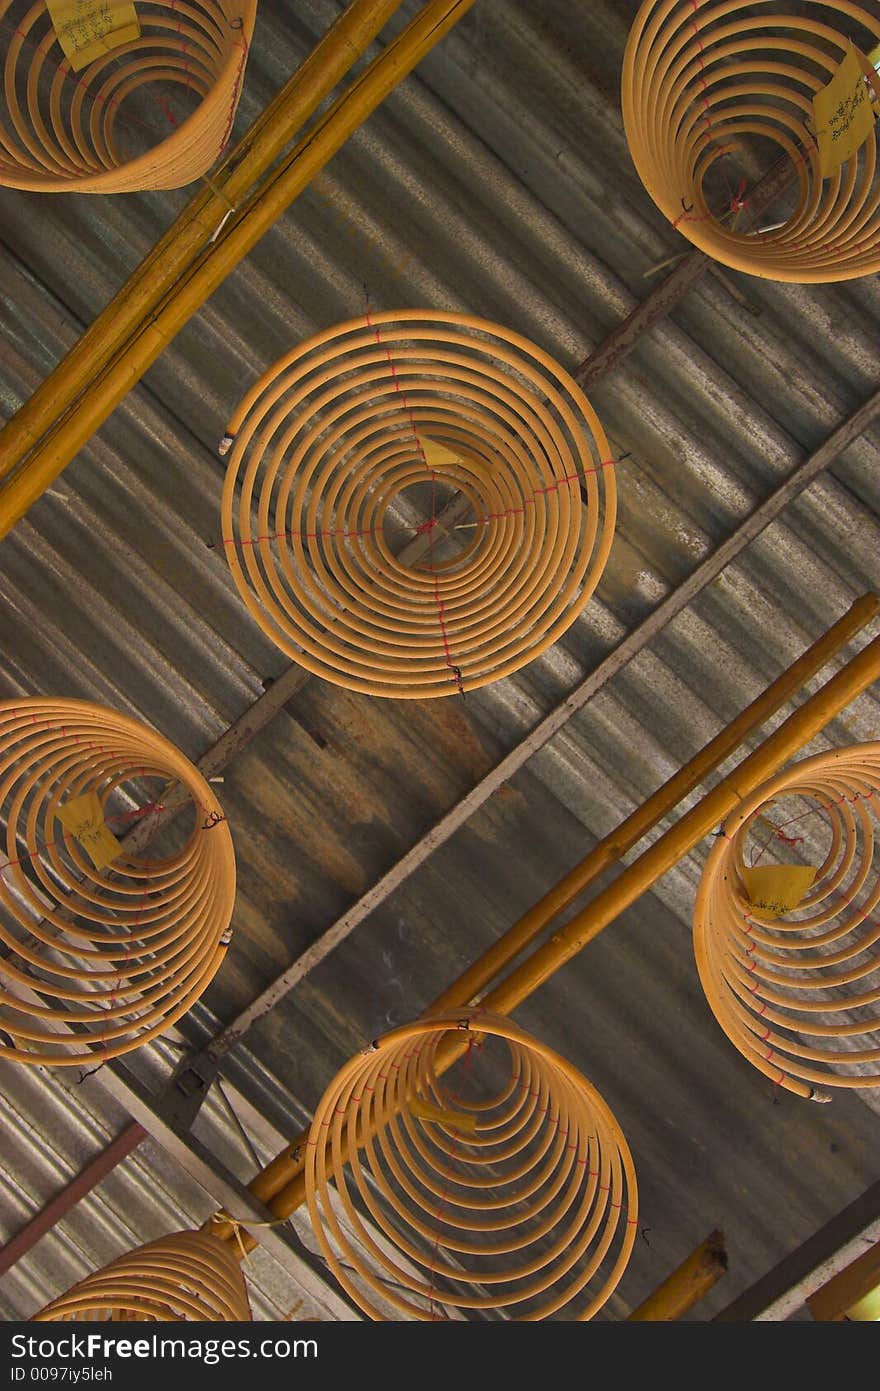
[1,0,880,1320]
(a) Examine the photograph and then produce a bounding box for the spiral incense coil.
[0,697,235,1067]
[0,0,256,192]
[622,1,880,283]
[220,310,617,699]
[33,1230,252,1320]
[304,1010,637,1321]
[693,743,880,1098]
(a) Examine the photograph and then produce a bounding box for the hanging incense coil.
[693,742,880,1098]
[220,310,617,699]
[621,1,880,282]
[33,1230,252,1320]
[0,697,235,1066]
[304,1010,637,1321]
[0,0,256,192]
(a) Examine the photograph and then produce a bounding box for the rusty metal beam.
[0,1122,146,1278]
[575,152,798,391]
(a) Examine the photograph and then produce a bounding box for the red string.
[425,1034,479,1320]
[217,28,249,158]
[678,4,754,228]
[363,303,430,473]
[364,300,464,694]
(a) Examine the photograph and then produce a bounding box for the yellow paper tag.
[740,864,818,920]
[57,792,123,871]
[422,438,464,470]
[46,1,141,73]
[409,1098,477,1133]
[812,45,876,178]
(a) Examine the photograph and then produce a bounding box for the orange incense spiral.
[694,742,880,1097]
[221,310,617,698]
[0,0,256,192]
[0,697,235,1066]
[34,1230,252,1320]
[304,1010,637,1320]
[622,1,880,282]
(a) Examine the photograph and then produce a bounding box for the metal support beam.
[88,1063,360,1320]
[627,1230,728,1321]
[0,1122,146,1278]
[713,1182,880,1322]
[173,385,880,1078]
[230,628,880,1227]
[430,593,880,1013]
[807,1239,880,1321]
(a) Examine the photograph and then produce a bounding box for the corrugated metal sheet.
[0,1050,334,1321]
[1,0,880,1320]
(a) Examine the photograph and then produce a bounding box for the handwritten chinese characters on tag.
[812,45,876,178]
[46,1,141,73]
[57,791,123,871]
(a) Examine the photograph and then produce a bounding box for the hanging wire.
[216,1077,264,1173]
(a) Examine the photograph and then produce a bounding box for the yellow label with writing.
[812,45,876,178]
[409,1098,477,1133]
[46,1,141,73]
[57,792,123,871]
[740,864,818,920]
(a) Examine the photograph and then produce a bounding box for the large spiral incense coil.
[304,1010,637,1321]
[33,1230,252,1320]
[693,743,880,1098]
[622,1,880,282]
[0,0,256,192]
[0,698,235,1066]
[220,311,617,699]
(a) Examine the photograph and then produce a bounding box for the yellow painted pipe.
[478,631,880,1019]
[225,599,880,1215]
[0,0,404,487]
[628,1230,727,1321]
[430,593,880,1012]
[243,628,880,1231]
[0,0,478,539]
